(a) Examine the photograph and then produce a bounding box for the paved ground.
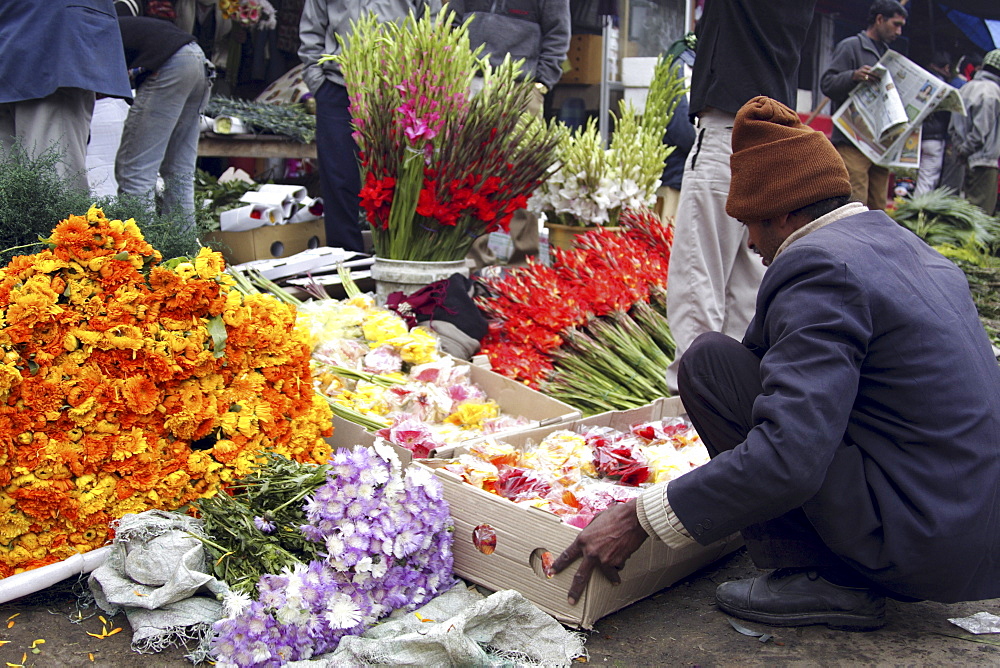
[2,547,998,667]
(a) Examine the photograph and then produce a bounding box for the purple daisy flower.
[254,516,276,533]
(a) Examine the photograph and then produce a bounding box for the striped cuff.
[637,483,697,550]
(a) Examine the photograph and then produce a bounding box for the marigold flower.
[0,208,332,576]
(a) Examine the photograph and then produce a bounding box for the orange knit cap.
[726,96,850,221]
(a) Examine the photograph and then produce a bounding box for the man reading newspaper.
[821,0,908,211]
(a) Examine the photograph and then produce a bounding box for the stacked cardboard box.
[560,30,619,85]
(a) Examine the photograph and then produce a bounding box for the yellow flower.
[444,401,500,429]
[193,247,225,280]
[0,363,21,399]
[362,311,409,346]
[397,326,439,364]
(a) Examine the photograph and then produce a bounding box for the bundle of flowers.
[478,207,675,414]
[204,97,315,144]
[219,0,277,30]
[441,415,707,529]
[331,8,564,261]
[529,58,686,226]
[202,445,455,666]
[0,207,332,577]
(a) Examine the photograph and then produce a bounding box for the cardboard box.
[561,34,605,85]
[201,219,325,266]
[325,357,581,463]
[416,396,743,629]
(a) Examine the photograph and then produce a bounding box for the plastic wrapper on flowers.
[441,415,709,528]
[0,207,332,578]
[219,0,277,30]
[294,295,532,454]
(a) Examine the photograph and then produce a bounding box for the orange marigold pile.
[0,206,332,577]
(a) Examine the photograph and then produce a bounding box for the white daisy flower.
[221,590,252,618]
[324,593,363,629]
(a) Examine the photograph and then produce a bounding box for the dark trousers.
[965,166,999,216]
[677,332,864,584]
[314,81,364,253]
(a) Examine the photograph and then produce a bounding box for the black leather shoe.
[715,568,886,631]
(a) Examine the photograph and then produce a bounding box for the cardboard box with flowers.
[0,207,333,578]
[416,396,742,629]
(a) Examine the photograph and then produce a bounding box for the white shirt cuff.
[637,483,697,550]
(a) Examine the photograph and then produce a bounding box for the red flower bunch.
[336,9,562,262]
[478,207,673,387]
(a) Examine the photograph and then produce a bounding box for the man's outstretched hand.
[550,498,650,605]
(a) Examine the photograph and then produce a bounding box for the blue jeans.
[116,42,210,225]
[314,80,364,252]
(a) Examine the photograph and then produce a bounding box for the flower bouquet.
[197,446,455,666]
[219,0,277,30]
[441,413,708,528]
[529,57,686,227]
[330,9,564,261]
[0,207,332,577]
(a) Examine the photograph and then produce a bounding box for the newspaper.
[831,50,965,169]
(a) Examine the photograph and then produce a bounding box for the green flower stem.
[248,269,303,307]
[631,300,676,358]
[321,394,390,431]
[325,365,407,387]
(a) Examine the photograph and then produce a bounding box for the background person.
[664,0,816,392]
[552,96,1000,630]
[820,0,907,211]
[939,52,983,193]
[299,0,441,253]
[913,51,954,197]
[114,11,214,226]
[947,48,1000,215]
[0,0,132,192]
[656,91,695,225]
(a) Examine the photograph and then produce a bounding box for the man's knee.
[678,331,760,410]
[678,332,743,382]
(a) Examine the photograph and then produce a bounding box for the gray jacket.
[820,32,889,145]
[948,69,1000,169]
[298,0,440,92]
[453,0,570,90]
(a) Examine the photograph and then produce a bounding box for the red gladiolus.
[478,207,673,388]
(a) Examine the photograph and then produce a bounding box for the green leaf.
[206,315,228,359]
[161,256,192,270]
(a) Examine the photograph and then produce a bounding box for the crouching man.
[552,96,1000,630]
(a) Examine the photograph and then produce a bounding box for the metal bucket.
[370,257,469,305]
